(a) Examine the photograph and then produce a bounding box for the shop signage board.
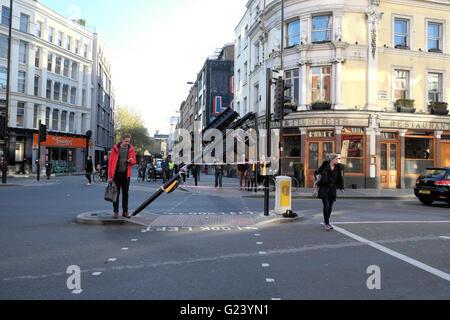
[380,120,450,131]
[33,134,86,148]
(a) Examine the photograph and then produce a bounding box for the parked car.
[414,167,450,205]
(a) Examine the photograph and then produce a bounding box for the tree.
[114,106,153,156]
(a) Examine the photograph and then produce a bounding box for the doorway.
[306,140,334,187]
[380,142,399,188]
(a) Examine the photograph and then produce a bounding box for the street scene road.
[1,170,449,300]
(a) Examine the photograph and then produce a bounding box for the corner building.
[235,0,450,189]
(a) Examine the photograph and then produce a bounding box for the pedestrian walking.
[314,153,344,231]
[247,160,257,192]
[100,155,108,181]
[238,162,248,191]
[214,159,223,188]
[45,161,52,180]
[108,133,137,219]
[85,156,94,185]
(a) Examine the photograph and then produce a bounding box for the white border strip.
[333,225,450,282]
[334,221,450,225]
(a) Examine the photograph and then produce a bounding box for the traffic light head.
[282,80,297,116]
[273,77,284,121]
[39,123,47,143]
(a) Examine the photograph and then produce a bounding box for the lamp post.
[1,0,13,184]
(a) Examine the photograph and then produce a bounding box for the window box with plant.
[311,101,331,111]
[429,101,448,115]
[395,99,415,113]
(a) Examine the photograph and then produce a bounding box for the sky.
[39,0,247,135]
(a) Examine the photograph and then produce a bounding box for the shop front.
[32,134,86,173]
[274,112,450,189]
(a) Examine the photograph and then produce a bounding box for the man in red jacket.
[108,133,136,218]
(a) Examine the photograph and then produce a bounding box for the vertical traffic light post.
[273,77,295,175]
[264,68,273,216]
[37,121,47,181]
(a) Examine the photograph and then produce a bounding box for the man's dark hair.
[122,133,131,140]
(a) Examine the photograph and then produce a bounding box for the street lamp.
[1,0,13,184]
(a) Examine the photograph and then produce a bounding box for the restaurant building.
[236,0,450,189]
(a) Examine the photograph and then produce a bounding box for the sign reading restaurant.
[380,120,450,131]
[257,118,369,129]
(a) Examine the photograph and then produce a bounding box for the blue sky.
[39,0,246,135]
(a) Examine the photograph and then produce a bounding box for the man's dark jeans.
[113,172,130,213]
[321,196,335,225]
[215,171,222,187]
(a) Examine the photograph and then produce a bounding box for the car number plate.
[419,190,431,195]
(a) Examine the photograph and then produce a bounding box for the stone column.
[335,126,343,154]
[26,44,36,97]
[435,131,442,167]
[399,129,407,189]
[10,39,20,92]
[41,48,48,99]
[298,62,308,111]
[300,127,307,186]
[365,2,383,111]
[333,59,344,110]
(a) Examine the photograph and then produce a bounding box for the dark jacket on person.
[314,161,344,201]
[85,159,94,173]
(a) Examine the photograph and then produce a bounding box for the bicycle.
[93,169,107,183]
[146,167,157,182]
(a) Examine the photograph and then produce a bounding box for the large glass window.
[428,22,442,52]
[17,71,26,93]
[33,104,39,129]
[45,107,50,126]
[20,14,29,33]
[70,87,76,104]
[57,32,62,46]
[61,111,67,132]
[405,136,434,174]
[0,35,8,59]
[34,76,39,96]
[36,22,42,38]
[63,59,69,77]
[53,82,60,101]
[340,132,364,174]
[52,109,59,131]
[1,6,10,26]
[287,20,300,46]
[0,66,7,89]
[47,53,52,71]
[312,15,332,43]
[46,79,52,99]
[35,47,40,68]
[311,66,331,102]
[48,27,54,43]
[19,41,27,64]
[285,69,299,105]
[394,70,409,100]
[394,19,409,48]
[71,62,78,79]
[16,102,25,127]
[427,73,442,103]
[62,84,69,103]
[69,112,75,133]
[55,56,61,74]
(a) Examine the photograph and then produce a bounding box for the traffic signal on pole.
[273,77,284,121]
[273,77,297,121]
[39,123,47,143]
[0,115,5,139]
[282,80,297,117]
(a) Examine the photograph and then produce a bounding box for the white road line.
[259,251,266,255]
[334,220,450,225]
[107,258,117,262]
[333,225,450,283]
[71,289,83,294]
[254,234,261,237]
[271,298,281,300]
[92,272,102,276]
[256,242,263,245]
[266,278,275,283]
[440,236,450,240]
[262,263,270,267]
[121,248,129,250]
[131,239,138,242]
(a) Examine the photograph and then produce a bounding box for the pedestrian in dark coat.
[85,156,93,185]
[314,153,344,231]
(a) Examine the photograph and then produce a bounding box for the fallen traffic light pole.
[131,111,257,217]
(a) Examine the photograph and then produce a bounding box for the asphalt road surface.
[0,173,449,300]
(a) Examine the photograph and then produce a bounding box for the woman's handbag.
[104,181,118,203]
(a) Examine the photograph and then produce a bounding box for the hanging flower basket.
[429,102,448,115]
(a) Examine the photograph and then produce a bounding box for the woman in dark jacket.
[85,156,94,185]
[314,153,344,231]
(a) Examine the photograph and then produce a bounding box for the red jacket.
[108,143,137,179]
